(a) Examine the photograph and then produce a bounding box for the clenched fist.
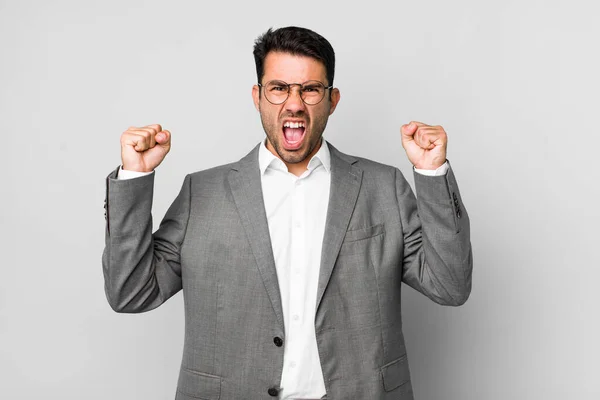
[400,121,447,170]
[120,124,171,172]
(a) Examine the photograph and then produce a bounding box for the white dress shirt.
[258,140,330,399]
[117,140,447,399]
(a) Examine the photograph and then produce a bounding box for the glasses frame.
[258,80,334,105]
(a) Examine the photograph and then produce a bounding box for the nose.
[284,85,306,113]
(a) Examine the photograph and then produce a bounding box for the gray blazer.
[102,142,472,399]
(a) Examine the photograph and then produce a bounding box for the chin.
[278,147,310,164]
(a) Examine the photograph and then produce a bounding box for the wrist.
[121,162,152,173]
[413,161,446,170]
[118,166,154,180]
[414,161,449,176]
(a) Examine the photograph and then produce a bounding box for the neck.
[266,138,323,177]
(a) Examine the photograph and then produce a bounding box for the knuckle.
[146,124,161,133]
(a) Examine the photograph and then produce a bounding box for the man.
[103,26,472,400]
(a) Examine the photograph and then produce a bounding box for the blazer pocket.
[343,223,385,243]
[177,367,221,400]
[381,354,410,392]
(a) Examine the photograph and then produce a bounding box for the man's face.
[252,52,340,169]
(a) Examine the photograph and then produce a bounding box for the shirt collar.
[258,138,331,176]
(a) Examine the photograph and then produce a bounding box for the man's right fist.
[120,124,171,172]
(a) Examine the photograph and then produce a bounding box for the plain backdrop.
[1,0,598,399]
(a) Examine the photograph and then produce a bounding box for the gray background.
[1,0,598,398]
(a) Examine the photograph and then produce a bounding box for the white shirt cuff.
[117,166,153,180]
[414,161,449,176]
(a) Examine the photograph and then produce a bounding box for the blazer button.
[268,387,279,396]
[273,337,283,347]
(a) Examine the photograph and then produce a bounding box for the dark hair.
[253,26,335,86]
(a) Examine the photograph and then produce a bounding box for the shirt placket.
[287,176,306,375]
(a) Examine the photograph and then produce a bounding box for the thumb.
[156,130,171,147]
[401,122,418,139]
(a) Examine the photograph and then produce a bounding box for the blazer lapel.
[228,145,284,331]
[316,144,363,310]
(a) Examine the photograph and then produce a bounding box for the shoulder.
[187,161,238,182]
[186,144,260,183]
[178,162,241,199]
[328,142,401,179]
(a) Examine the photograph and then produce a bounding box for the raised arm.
[397,121,473,305]
[102,124,189,313]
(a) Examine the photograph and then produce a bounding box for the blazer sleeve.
[102,167,191,313]
[396,161,473,306]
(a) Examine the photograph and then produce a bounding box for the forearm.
[102,168,187,312]
[398,163,473,306]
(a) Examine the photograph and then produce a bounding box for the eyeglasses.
[258,80,333,105]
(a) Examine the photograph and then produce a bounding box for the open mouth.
[282,121,306,150]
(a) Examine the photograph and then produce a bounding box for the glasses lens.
[300,81,326,105]
[262,80,328,105]
[264,81,289,104]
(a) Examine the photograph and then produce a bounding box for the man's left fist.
[400,121,448,170]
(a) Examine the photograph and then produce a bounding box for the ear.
[328,88,341,116]
[252,85,260,112]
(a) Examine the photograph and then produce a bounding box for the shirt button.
[295,221,301,228]
[273,337,283,347]
[268,387,279,397]
[293,314,299,321]
[290,361,297,368]
[294,269,301,275]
